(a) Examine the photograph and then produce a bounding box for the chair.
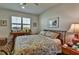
[0,35,13,55]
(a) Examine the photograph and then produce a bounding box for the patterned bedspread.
[14,35,61,55]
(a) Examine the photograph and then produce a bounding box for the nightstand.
[62,45,79,55]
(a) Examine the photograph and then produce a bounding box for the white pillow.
[39,31,46,36]
[45,31,59,39]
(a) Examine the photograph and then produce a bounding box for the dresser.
[62,45,79,55]
[10,32,31,40]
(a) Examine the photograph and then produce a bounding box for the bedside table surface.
[62,46,79,55]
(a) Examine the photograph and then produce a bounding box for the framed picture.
[33,22,37,27]
[0,20,7,26]
[48,17,59,28]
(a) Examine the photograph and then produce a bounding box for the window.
[22,17,31,29]
[11,16,31,32]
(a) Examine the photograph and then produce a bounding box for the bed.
[14,30,65,55]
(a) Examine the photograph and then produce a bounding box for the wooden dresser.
[10,32,31,40]
[62,46,79,55]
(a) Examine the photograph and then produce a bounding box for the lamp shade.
[68,24,79,33]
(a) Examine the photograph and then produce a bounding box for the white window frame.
[11,16,31,31]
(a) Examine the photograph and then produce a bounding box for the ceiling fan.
[19,3,39,9]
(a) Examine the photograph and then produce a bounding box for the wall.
[0,9,39,37]
[39,3,79,31]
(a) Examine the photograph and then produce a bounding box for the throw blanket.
[14,35,61,55]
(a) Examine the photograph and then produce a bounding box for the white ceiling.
[0,3,58,15]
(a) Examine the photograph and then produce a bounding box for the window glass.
[12,24,21,30]
[11,16,31,32]
[23,25,30,29]
[23,18,30,24]
[12,16,21,24]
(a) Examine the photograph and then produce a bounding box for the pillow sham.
[45,31,59,39]
[39,31,46,36]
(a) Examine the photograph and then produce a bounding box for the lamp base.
[74,34,79,39]
[72,34,79,44]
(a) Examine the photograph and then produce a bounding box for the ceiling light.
[19,3,39,9]
[19,3,26,9]
[19,3,23,5]
[22,6,25,9]
[20,3,27,6]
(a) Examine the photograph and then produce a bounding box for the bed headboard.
[44,30,66,44]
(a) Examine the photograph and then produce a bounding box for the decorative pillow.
[39,31,46,36]
[45,31,59,39]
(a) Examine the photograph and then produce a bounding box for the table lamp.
[68,24,79,44]
[68,24,79,39]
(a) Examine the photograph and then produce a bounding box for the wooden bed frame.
[9,30,66,55]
